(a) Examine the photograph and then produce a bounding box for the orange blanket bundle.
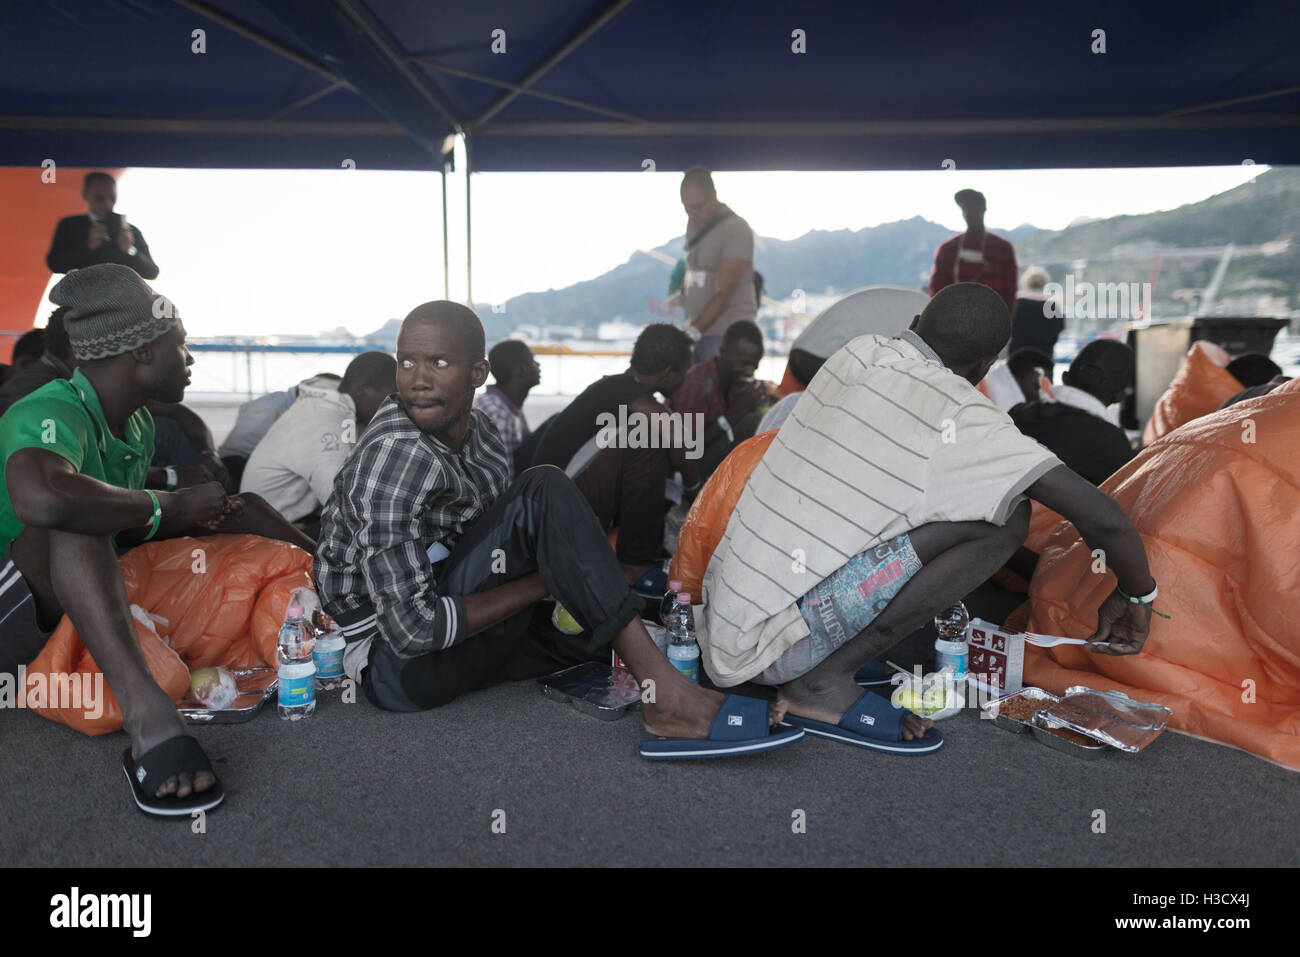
[1020,379,1300,770]
[26,534,314,735]
[670,430,776,598]
[1141,340,1243,446]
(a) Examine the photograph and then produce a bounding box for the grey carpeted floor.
[4,626,1296,868]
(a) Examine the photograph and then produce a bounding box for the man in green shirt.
[0,264,312,817]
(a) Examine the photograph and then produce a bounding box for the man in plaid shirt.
[929,189,1019,317]
[313,301,801,759]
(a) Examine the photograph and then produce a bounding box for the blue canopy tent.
[2,0,1298,296]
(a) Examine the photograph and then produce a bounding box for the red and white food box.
[966,618,1025,697]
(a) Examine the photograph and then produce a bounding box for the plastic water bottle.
[667,592,700,683]
[277,611,316,720]
[313,625,345,691]
[659,579,684,627]
[933,601,970,681]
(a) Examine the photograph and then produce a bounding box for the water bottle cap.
[676,592,691,603]
[668,580,683,591]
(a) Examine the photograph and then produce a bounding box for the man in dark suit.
[46,171,159,279]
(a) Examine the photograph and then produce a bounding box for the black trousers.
[571,442,671,566]
[364,466,643,712]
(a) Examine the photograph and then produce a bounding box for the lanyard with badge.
[685,210,735,289]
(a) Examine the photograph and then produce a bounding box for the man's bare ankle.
[782,673,841,699]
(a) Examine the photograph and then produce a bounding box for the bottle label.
[314,647,344,680]
[278,673,316,708]
[669,657,699,683]
[668,643,699,683]
[935,648,968,679]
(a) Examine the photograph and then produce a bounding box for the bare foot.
[779,674,933,740]
[642,681,783,738]
[124,688,216,799]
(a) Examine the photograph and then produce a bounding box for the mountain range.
[366,167,1297,343]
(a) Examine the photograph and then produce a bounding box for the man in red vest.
[929,189,1018,317]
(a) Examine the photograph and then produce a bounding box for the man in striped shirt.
[698,283,1157,751]
[314,301,797,757]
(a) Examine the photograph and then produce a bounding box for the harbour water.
[185,332,1300,448]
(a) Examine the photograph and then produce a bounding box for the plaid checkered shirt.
[314,396,510,658]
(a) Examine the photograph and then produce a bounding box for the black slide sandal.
[121,736,225,818]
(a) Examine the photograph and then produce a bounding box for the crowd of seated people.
[8,166,1294,819]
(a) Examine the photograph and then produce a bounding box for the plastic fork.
[1022,631,1090,648]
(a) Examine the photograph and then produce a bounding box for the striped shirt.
[697,330,1060,686]
[313,396,510,659]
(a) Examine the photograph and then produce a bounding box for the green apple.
[190,667,222,698]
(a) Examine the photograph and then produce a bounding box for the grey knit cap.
[49,264,178,361]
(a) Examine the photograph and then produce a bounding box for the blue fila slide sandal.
[854,658,893,687]
[779,689,943,755]
[640,693,804,760]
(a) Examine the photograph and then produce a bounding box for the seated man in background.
[0,264,314,816]
[6,328,47,379]
[217,372,341,488]
[0,313,71,416]
[1008,265,1063,358]
[1010,339,1136,486]
[700,284,1156,755]
[240,351,396,536]
[474,340,539,482]
[670,320,773,480]
[531,323,697,580]
[314,301,800,759]
[1221,374,1291,408]
[1219,353,1288,409]
[980,346,1053,410]
[1225,352,1282,391]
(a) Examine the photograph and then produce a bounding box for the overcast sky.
[35,161,1265,339]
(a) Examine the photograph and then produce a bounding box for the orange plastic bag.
[669,431,777,598]
[1142,341,1242,446]
[1021,379,1300,770]
[27,534,313,735]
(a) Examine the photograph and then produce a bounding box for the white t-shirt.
[698,330,1061,686]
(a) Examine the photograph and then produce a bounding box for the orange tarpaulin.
[669,430,776,598]
[27,534,313,735]
[1141,340,1242,446]
[1018,379,1300,770]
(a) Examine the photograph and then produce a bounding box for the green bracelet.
[1116,584,1172,619]
[142,489,163,542]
